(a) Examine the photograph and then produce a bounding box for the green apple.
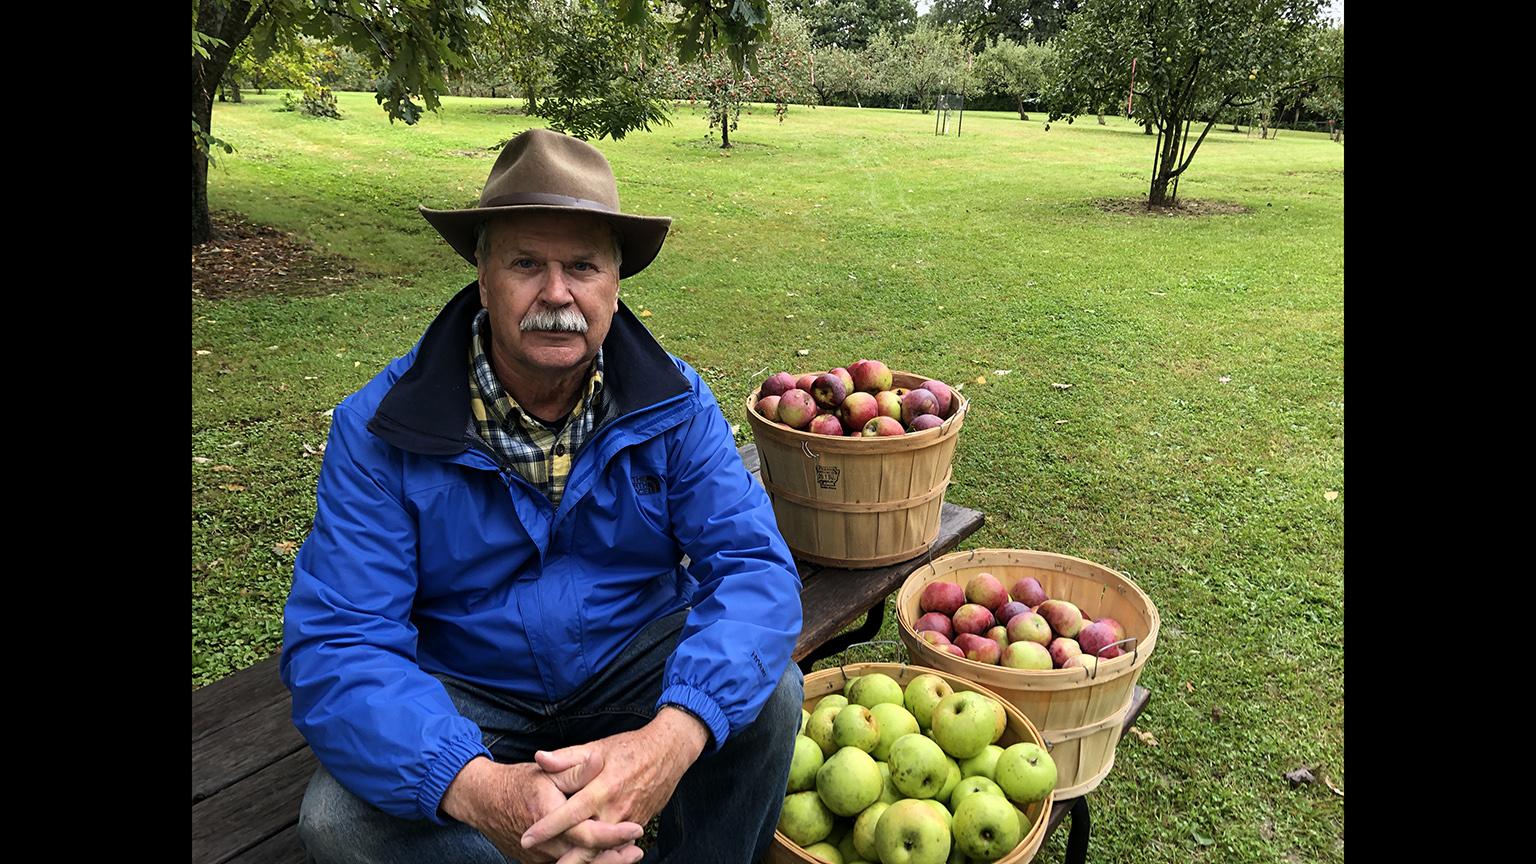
[789,735,825,792]
[958,744,1004,782]
[989,698,1007,744]
[936,758,962,804]
[818,693,851,713]
[817,746,884,817]
[844,676,860,697]
[917,798,952,831]
[807,705,844,758]
[826,820,852,846]
[801,708,810,736]
[849,673,906,709]
[947,775,1005,815]
[1014,804,1034,841]
[952,789,1023,860]
[869,703,921,761]
[877,762,902,804]
[833,704,882,753]
[837,826,861,863]
[1000,640,1053,670]
[874,798,952,864]
[779,790,835,846]
[853,801,891,861]
[803,841,844,863]
[929,691,996,759]
[888,733,951,799]
[994,742,1057,805]
[903,673,955,731]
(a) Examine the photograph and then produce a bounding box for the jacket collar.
[367,282,692,456]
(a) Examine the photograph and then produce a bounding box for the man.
[282,128,805,864]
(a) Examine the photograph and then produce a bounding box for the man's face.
[476,211,620,381]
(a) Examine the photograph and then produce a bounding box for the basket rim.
[896,548,1161,685]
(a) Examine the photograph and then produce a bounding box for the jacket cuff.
[416,735,494,825]
[658,684,730,754]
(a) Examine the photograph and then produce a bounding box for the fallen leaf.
[353,361,361,367]
[1051,382,1072,390]
[304,376,319,381]
[1324,490,1338,501]
[1210,705,1224,721]
[221,483,247,492]
[993,369,1012,376]
[796,349,811,356]
[639,309,653,317]
[1185,681,1194,693]
[974,376,986,385]
[784,314,795,319]
[1148,291,1167,296]
[1284,767,1316,787]
[1128,726,1158,746]
[1323,777,1344,797]
[1219,376,1232,383]
[1055,419,1069,425]
[273,541,297,555]
[192,457,212,464]
[195,350,212,356]
[211,464,236,472]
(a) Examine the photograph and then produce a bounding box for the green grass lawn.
[194,91,1342,863]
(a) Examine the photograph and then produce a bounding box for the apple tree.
[1047,0,1326,208]
[974,36,1055,120]
[887,21,976,113]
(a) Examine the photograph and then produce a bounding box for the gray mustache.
[520,306,589,333]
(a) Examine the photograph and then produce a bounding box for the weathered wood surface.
[192,441,983,863]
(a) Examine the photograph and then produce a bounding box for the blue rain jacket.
[280,283,803,823]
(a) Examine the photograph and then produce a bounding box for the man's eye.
[571,262,594,272]
[512,258,536,269]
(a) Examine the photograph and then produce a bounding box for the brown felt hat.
[419,128,672,279]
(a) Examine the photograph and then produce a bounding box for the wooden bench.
[193,442,984,863]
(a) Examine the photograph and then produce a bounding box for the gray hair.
[475,216,623,272]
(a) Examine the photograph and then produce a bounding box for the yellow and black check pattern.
[467,309,604,507]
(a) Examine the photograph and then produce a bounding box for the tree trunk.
[1097,110,1105,125]
[1143,121,1153,135]
[720,119,731,148]
[193,0,261,246]
[1017,98,1027,121]
[1147,119,1182,208]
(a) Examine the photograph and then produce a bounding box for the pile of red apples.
[754,359,959,437]
[914,573,1131,672]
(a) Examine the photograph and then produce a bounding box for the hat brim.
[418,204,672,280]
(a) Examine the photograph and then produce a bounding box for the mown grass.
[194,91,1342,863]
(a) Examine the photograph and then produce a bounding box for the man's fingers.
[534,745,591,775]
[522,793,598,849]
[543,748,605,795]
[588,844,645,864]
[562,817,645,851]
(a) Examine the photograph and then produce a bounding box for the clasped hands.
[443,707,710,864]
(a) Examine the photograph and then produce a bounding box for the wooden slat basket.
[895,549,1161,798]
[744,372,968,569]
[768,661,1052,864]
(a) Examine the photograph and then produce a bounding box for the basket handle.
[801,440,820,464]
[1080,636,1138,681]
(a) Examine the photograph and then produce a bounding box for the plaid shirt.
[467,309,605,507]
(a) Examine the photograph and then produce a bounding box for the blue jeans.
[297,610,804,863]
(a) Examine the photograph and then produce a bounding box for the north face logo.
[632,475,662,495]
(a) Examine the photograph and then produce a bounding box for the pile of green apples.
[778,671,1058,864]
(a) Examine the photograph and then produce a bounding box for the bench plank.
[194,654,293,742]
[793,502,983,662]
[193,663,307,803]
[227,825,305,864]
[192,747,317,864]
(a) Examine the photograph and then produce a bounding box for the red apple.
[910,414,943,431]
[755,395,781,422]
[955,633,1001,665]
[1096,617,1127,644]
[1078,621,1125,659]
[759,372,795,398]
[830,366,854,394]
[862,416,905,436]
[808,413,845,436]
[1047,637,1082,668]
[919,379,955,417]
[965,573,1008,611]
[1009,577,1049,608]
[778,389,818,429]
[839,392,879,433]
[996,601,1030,625]
[900,388,940,426]
[985,625,1010,656]
[873,390,903,421]
[915,612,954,639]
[920,582,967,616]
[811,373,848,411]
[1005,612,1052,646]
[1037,599,1085,638]
[951,603,995,636]
[919,630,952,648]
[849,359,893,393]
[795,372,819,392]
[944,645,966,658]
